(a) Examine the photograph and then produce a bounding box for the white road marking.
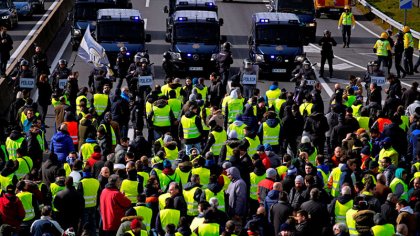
[146,0,150,7]
[304,45,320,53]
[50,33,71,73]
[333,63,353,70]
[8,0,59,66]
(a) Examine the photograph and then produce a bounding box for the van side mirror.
[219,18,224,26]
[145,34,151,43]
[163,6,169,13]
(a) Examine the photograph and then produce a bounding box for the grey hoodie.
[225,167,247,217]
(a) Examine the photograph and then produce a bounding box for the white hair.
[341,185,351,195]
[209,197,219,207]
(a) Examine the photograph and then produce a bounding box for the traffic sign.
[400,0,412,10]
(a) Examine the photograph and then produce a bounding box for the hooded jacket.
[225,167,247,217]
[264,189,281,220]
[0,193,26,229]
[396,205,416,236]
[50,131,75,163]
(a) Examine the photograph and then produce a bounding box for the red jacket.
[100,187,132,231]
[86,152,102,168]
[0,193,26,229]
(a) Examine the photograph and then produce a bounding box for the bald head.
[256,206,265,216]
[273,182,283,191]
[60,123,68,131]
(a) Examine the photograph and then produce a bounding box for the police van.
[71,0,117,50]
[96,9,151,67]
[248,12,305,77]
[164,0,218,16]
[164,10,225,76]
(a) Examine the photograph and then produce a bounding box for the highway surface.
[35,0,419,140]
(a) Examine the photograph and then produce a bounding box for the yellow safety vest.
[330,167,343,198]
[375,40,390,56]
[100,124,116,146]
[222,174,230,191]
[192,167,210,189]
[80,178,100,208]
[228,122,246,140]
[50,182,65,212]
[76,95,90,114]
[334,200,353,224]
[307,148,318,166]
[195,86,208,101]
[153,105,171,127]
[5,136,24,161]
[198,223,220,236]
[346,208,358,236]
[168,98,182,118]
[164,146,179,161]
[221,96,232,115]
[36,131,46,152]
[399,115,409,132]
[93,93,108,116]
[205,188,225,212]
[201,108,211,131]
[277,165,288,178]
[184,186,200,216]
[160,208,180,229]
[16,191,35,221]
[274,98,286,113]
[175,168,191,187]
[16,156,33,179]
[80,143,96,162]
[227,99,244,123]
[404,32,414,49]
[145,101,153,119]
[245,136,261,156]
[250,172,266,200]
[51,98,60,107]
[351,104,362,117]
[125,230,148,236]
[158,193,171,210]
[210,130,227,156]
[0,173,15,191]
[266,89,281,107]
[371,224,395,236]
[0,145,7,162]
[181,115,200,139]
[263,122,280,146]
[299,102,313,116]
[134,205,153,232]
[379,147,398,168]
[190,217,205,232]
[317,168,330,192]
[158,172,180,191]
[137,171,149,188]
[356,116,370,131]
[389,178,408,201]
[345,95,356,107]
[120,179,139,204]
[341,12,353,25]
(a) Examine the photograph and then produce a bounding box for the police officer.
[0,26,13,75]
[116,46,132,89]
[50,59,71,91]
[11,59,34,93]
[319,29,337,78]
[216,42,233,89]
[402,25,414,75]
[129,57,153,101]
[373,32,392,70]
[32,46,49,79]
[338,5,355,48]
[88,67,111,94]
[240,59,258,100]
[162,51,175,78]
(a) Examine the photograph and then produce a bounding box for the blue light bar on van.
[205,2,214,6]
[187,53,192,57]
[270,55,275,59]
[130,16,140,21]
[177,17,188,21]
[259,19,269,23]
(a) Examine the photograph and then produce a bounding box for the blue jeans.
[185,142,201,155]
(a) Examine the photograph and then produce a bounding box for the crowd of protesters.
[0,41,420,236]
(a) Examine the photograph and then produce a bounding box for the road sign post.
[400,0,412,25]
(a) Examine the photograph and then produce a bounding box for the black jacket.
[270,200,293,236]
[300,199,330,235]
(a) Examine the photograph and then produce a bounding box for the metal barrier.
[357,0,420,39]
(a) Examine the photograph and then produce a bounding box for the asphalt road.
[41,0,420,141]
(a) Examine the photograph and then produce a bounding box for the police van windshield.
[75,4,115,21]
[97,21,144,43]
[256,25,301,46]
[174,23,219,44]
[276,0,314,13]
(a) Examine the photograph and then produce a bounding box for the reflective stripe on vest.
[266,89,281,107]
[210,130,227,156]
[184,186,200,216]
[153,105,171,127]
[204,188,225,212]
[245,136,261,156]
[120,179,138,203]
[17,191,35,221]
[6,136,24,161]
[81,178,100,208]
[134,205,153,232]
[250,172,266,200]
[93,93,108,116]
[389,178,408,201]
[192,167,210,189]
[160,209,181,229]
[334,200,353,224]
[263,122,280,146]
[181,115,200,139]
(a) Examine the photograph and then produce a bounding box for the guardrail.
[357,0,420,39]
